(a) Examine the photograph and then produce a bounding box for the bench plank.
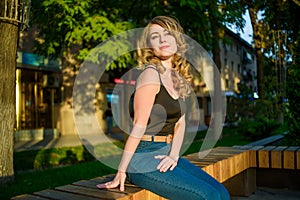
[74,179,143,194]
[283,146,299,169]
[34,189,100,200]
[297,148,300,170]
[225,150,250,182]
[257,146,277,168]
[90,176,150,200]
[56,184,130,200]
[11,194,50,200]
[246,134,284,146]
[146,191,167,200]
[184,147,250,183]
[270,146,287,169]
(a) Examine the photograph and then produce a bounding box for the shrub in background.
[237,117,280,141]
[286,33,300,146]
[14,146,95,171]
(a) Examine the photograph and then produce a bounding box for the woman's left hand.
[155,155,178,172]
[96,171,127,191]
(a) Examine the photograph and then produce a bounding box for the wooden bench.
[234,145,300,190]
[11,146,300,200]
[245,133,286,146]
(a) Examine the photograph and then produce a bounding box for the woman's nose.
[159,35,166,43]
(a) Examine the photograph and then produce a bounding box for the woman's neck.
[161,59,173,70]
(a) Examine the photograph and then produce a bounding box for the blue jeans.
[127,141,230,200]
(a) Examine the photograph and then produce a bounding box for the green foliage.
[14,146,94,171]
[14,142,124,171]
[286,31,300,146]
[227,80,284,141]
[237,117,280,141]
[31,0,247,66]
[31,0,135,70]
[226,83,256,124]
[33,146,89,169]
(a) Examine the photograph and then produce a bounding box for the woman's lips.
[159,45,170,50]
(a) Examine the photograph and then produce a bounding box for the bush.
[237,117,281,141]
[286,40,300,146]
[14,146,95,171]
[14,141,124,171]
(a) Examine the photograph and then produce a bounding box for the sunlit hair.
[137,16,193,98]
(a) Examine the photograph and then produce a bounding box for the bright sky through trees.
[240,10,253,44]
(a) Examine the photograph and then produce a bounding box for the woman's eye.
[151,35,159,40]
[165,31,172,36]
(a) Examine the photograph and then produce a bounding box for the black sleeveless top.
[130,67,186,136]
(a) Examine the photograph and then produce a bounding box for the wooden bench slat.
[257,146,277,168]
[90,176,143,189]
[233,146,258,168]
[187,160,209,167]
[74,179,145,195]
[146,191,168,200]
[34,189,101,200]
[73,178,151,200]
[232,145,253,150]
[91,174,115,182]
[248,146,264,151]
[56,184,130,200]
[11,194,50,200]
[248,150,257,167]
[246,134,284,146]
[270,146,288,169]
[297,148,300,170]
[227,151,250,181]
[201,164,214,177]
[283,146,300,169]
[185,148,251,183]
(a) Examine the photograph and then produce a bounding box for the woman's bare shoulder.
[136,66,160,89]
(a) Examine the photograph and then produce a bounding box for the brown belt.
[140,134,173,144]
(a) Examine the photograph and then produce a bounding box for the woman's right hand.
[96,171,127,191]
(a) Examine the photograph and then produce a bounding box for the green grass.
[14,141,124,171]
[0,161,116,199]
[1,124,288,199]
[183,127,252,155]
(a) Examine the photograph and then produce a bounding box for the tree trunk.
[0,20,18,185]
[208,0,225,144]
[248,6,264,99]
[255,48,264,98]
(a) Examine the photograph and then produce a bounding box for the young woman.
[96,16,230,200]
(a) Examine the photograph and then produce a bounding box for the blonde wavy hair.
[137,16,193,98]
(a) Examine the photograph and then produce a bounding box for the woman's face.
[148,24,178,60]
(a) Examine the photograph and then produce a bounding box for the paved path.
[14,132,124,152]
[232,187,300,200]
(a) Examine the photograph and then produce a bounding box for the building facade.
[14,28,257,139]
[192,30,257,127]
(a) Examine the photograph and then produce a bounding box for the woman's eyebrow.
[149,31,159,36]
[150,29,169,35]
